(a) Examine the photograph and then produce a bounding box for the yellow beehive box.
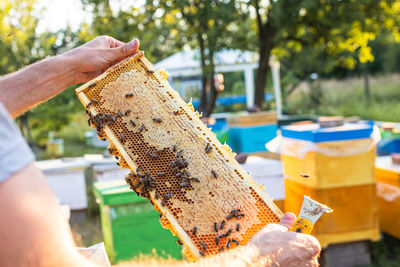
[376,182,400,239]
[226,111,277,127]
[280,123,376,189]
[375,156,400,187]
[376,156,400,238]
[285,179,380,247]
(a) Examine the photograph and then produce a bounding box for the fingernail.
[130,39,138,50]
[281,212,296,223]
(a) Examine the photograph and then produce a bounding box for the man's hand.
[249,213,321,267]
[0,35,140,117]
[64,36,140,84]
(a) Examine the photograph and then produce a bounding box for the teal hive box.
[93,180,182,263]
[228,124,277,153]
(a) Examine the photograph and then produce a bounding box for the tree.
[249,0,400,108]
[160,1,248,116]
[0,0,54,152]
[80,0,184,63]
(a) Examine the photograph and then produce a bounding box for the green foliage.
[219,71,245,97]
[0,0,39,73]
[30,85,83,145]
[250,0,400,106]
[370,235,400,267]
[286,74,400,122]
[80,0,184,63]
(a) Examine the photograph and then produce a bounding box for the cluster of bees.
[180,209,245,256]
[125,167,157,199]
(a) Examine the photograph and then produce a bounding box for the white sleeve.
[0,103,35,183]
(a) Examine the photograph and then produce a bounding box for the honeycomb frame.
[75,51,283,260]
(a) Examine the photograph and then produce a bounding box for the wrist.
[53,53,78,87]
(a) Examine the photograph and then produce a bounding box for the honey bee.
[226,214,234,220]
[200,241,206,251]
[220,220,225,230]
[191,177,201,183]
[88,82,97,88]
[125,93,134,98]
[224,228,233,238]
[215,235,219,246]
[205,143,212,153]
[231,209,241,214]
[226,240,232,249]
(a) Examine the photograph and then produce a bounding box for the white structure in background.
[270,55,282,119]
[155,49,282,117]
[155,49,257,108]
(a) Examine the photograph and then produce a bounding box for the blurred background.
[3,0,400,266]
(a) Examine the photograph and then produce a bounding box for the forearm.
[0,55,75,118]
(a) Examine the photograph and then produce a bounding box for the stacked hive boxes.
[375,156,400,239]
[281,123,380,247]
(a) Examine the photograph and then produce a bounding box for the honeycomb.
[75,51,283,260]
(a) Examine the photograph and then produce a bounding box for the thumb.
[108,38,140,61]
[279,212,297,230]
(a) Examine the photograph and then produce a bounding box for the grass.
[37,142,106,160]
[71,214,104,248]
[370,235,400,267]
[286,73,400,122]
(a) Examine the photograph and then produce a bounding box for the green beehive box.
[93,180,182,263]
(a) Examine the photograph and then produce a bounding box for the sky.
[36,0,145,33]
[36,0,91,33]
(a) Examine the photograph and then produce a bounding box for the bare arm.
[0,162,99,267]
[0,36,140,118]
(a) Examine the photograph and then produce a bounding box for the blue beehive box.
[228,124,277,153]
[280,123,373,142]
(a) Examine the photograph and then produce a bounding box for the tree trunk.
[204,51,216,117]
[254,40,273,108]
[19,114,38,158]
[198,34,208,114]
